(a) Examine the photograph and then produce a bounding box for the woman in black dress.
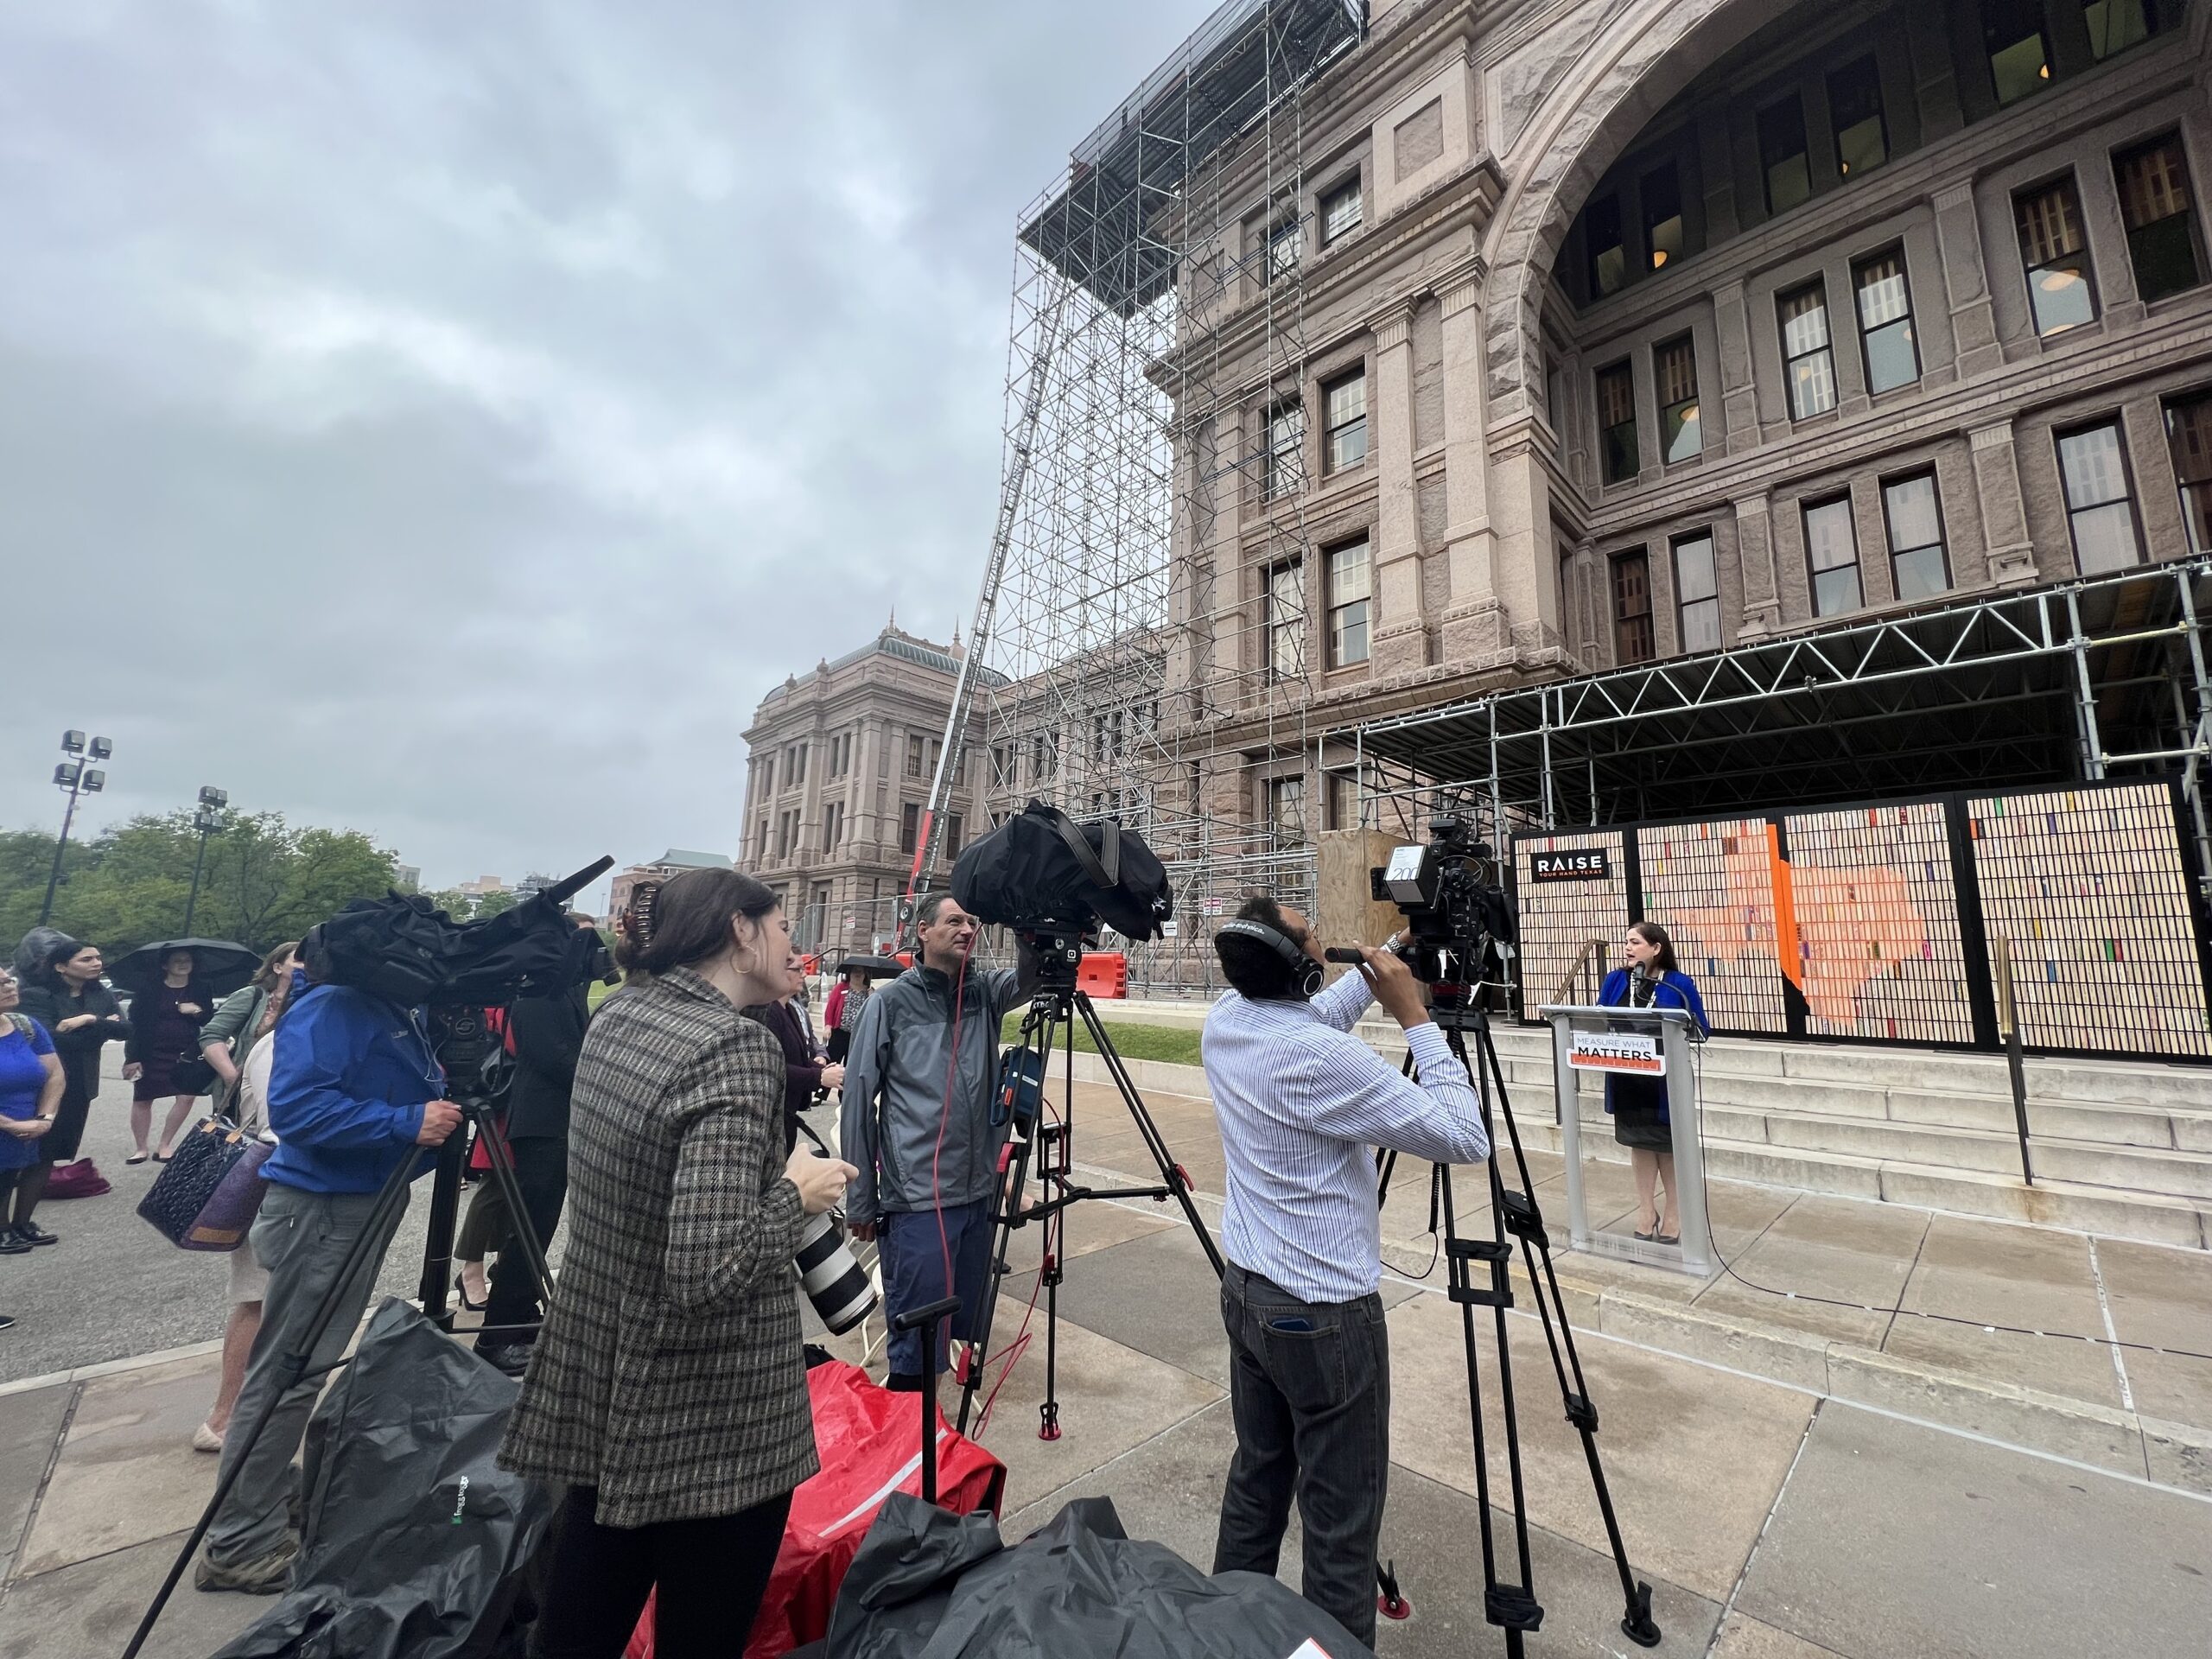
[126,946,213,1162]
[14,938,129,1245]
[1598,922,1709,1245]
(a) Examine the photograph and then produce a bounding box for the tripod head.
[1014,915,1096,1002]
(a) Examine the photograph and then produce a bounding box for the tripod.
[122,1086,552,1659]
[955,970,1224,1440]
[1376,991,1660,1654]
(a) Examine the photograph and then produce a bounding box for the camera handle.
[890,1295,962,1503]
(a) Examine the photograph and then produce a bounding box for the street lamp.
[182,786,229,934]
[40,730,112,926]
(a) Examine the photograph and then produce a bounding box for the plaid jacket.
[499,967,817,1526]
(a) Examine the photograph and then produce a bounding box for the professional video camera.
[1370,814,1517,992]
[950,799,1172,969]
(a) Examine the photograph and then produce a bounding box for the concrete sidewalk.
[1053,1065,2212,1491]
[4,1211,2209,1659]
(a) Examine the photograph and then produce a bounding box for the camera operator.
[838,893,1035,1392]
[196,954,464,1594]
[499,868,855,1659]
[1203,893,1491,1648]
[474,912,604,1378]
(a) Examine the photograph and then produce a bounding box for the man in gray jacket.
[841,893,1035,1390]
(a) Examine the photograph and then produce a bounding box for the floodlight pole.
[39,730,111,926]
[182,786,229,934]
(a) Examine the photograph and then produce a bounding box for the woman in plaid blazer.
[500,868,856,1659]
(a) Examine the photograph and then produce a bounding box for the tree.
[0,811,401,957]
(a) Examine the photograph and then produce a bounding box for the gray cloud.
[0,0,1198,903]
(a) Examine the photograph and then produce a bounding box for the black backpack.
[950,801,1173,941]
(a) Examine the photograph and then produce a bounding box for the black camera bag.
[950,800,1173,941]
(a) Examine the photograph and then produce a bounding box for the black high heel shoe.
[454,1271,487,1313]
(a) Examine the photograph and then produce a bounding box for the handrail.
[1991,935,2035,1185]
[1552,937,1610,1006]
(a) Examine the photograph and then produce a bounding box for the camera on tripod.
[1370,814,1518,995]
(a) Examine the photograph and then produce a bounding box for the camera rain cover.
[950,800,1171,940]
[304,884,602,1008]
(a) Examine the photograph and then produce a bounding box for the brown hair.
[618,867,781,977]
[1630,919,1680,976]
[253,941,302,992]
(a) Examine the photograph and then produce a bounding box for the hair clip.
[628,881,663,947]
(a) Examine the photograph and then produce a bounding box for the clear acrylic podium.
[1535,1003,1713,1277]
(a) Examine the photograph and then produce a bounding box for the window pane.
[1325,373,1363,429]
[1680,596,1722,653]
[1983,0,2049,105]
[1675,534,1718,602]
[2084,0,2153,60]
[1588,194,1625,296]
[1829,57,1886,179]
[1330,601,1370,666]
[1759,98,1810,214]
[1893,543,1949,601]
[1856,253,1910,328]
[2057,423,2129,507]
[1857,252,1918,391]
[1863,322,1916,391]
[1789,350,1838,416]
[1643,164,1684,270]
[2027,261,2096,334]
[2071,500,2141,573]
[1780,284,1831,353]
[1883,474,1942,552]
[2117,137,2203,302]
[1322,180,1362,243]
[1656,338,1700,462]
[2016,180,2084,265]
[1611,553,1654,665]
[1814,563,1864,616]
[2167,394,2212,555]
[1328,541,1370,605]
[1597,362,1637,481]
[1267,217,1300,283]
[1805,498,1859,572]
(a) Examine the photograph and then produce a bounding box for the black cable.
[1681,1039,2212,1365]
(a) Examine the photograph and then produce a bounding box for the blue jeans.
[878,1200,994,1376]
[1214,1262,1390,1648]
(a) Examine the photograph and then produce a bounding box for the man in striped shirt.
[1203,893,1491,1647]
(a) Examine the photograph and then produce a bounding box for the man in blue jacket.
[196,969,461,1594]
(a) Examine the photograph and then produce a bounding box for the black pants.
[484,1136,569,1338]
[531,1484,792,1659]
[1213,1262,1389,1648]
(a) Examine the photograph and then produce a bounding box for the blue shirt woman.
[1596,921,1708,1243]
[0,1012,59,1174]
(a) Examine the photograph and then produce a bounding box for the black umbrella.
[835,954,908,980]
[109,938,263,1000]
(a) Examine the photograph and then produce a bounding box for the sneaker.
[475,1339,534,1379]
[194,1538,297,1595]
[14,1221,57,1248]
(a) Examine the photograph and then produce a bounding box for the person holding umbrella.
[121,948,215,1163]
[15,938,129,1245]
[106,938,259,1162]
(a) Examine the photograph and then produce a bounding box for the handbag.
[137,1116,272,1250]
[170,1046,219,1097]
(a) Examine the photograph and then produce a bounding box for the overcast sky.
[0,0,1198,908]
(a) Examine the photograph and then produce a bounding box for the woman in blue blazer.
[1599,921,1708,1243]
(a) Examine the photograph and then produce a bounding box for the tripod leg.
[1072,992,1224,1277]
[1473,1023,1661,1648]
[467,1098,556,1332]
[414,1130,466,1328]
[122,1152,416,1659]
[955,1002,1057,1436]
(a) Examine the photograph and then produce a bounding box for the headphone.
[1217,918,1325,998]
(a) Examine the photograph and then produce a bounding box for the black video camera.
[1370,816,1517,993]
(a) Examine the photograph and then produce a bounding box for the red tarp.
[625,1360,1005,1659]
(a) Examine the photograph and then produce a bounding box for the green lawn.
[997,1011,1203,1068]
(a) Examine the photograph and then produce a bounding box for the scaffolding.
[1344,556,2212,889]
[914,0,1365,994]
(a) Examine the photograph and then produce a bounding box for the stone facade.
[737,623,992,951]
[1170,0,2212,816]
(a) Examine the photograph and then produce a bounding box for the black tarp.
[824,1492,1372,1658]
[212,1299,553,1659]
